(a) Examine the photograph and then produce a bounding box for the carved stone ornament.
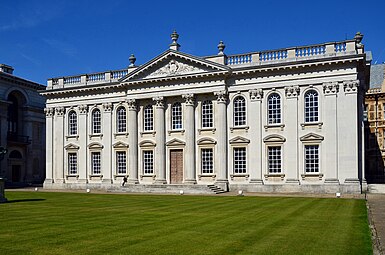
[323,82,339,95]
[102,102,113,112]
[126,99,137,111]
[343,80,359,93]
[55,107,65,116]
[152,96,165,108]
[44,107,54,117]
[214,90,228,103]
[146,59,205,78]
[78,104,88,114]
[285,86,300,98]
[249,89,263,101]
[182,94,195,106]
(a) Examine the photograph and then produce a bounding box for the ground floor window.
[234,147,246,174]
[268,146,281,173]
[91,152,101,175]
[201,148,213,174]
[305,145,319,173]
[143,150,154,175]
[68,153,77,175]
[116,151,127,175]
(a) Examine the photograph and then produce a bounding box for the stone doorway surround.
[170,149,183,184]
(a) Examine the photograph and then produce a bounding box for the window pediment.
[88,142,104,149]
[139,140,156,147]
[113,141,129,148]
[263,134,286,143]
[166,138,185,147]
[300,133,324,142]
[229,136,250,144]
[197,137,216,145]
[64,143,80,150]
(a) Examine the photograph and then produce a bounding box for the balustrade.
[87,72,105,82]
[226,54,252,65]
[259,49,288,61]
[64,76,81,84]
[296,45,326,57]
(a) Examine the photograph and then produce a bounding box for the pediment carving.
[166,138,186,146]
[64,143,80,150]
[113,141,129,148]
[139,140,156,147]
[300,133,324,142]
[197,137,217,145]
[229,136,250,144]
[88,142,104,149]
[263,134,286,143]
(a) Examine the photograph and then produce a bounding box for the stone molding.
[44,107,54,117]
[323,82,339,95]
[343,80,359,93]
[126,99,137,111]
[55,107,65,116]
[182,93,195,106]
[78,104,88,114]
[214,90,227,104]
[152,96,165,108]
[249,89,263,101]
[284,86,300,98]
[102,102,113,112]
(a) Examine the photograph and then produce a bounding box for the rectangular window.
[172,103,183,130]
[268,146,281,173]
[201,148,213,174]
[144,105,154,131]
[202,101,213,128]
[234,147,246,174]
[143,150,154,174]
[116,151,127,175]
[68,153,77,175]
[91,152,101,175]
[305,145,319,173]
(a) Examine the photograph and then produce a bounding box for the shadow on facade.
[365,123,385,183]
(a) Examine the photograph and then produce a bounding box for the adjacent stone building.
[365,63,385,183]
[0,64,46,185]
[42,32,370,193]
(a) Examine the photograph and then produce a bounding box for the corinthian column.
[214,90,228,189]
[182,94,196,184]
[153,97,167,184]
[127,99,139,184]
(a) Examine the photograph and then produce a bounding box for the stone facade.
[0,64,46,185]
[42,32,369,193]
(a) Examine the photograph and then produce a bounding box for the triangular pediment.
[166,138,186,147]
[64,143,80,150]
[229,136,250,144]
[113,141,129,148]
[263,135,286,143]
[120,50,230,82]
[300,133,324,142]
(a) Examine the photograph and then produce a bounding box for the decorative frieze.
[55,107,65,116]
[152,96,165,108]
[182,94,195,106]
[249,89,263,101]
[44,107,54,117]
[323,82,339,95]
[285,86,300,98]
[102,102,113,112]
[214,90,227,104]
[343,80,359,93]
[126,99,137,111]
[78,105,88,114]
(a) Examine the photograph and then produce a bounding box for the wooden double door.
[170,149,183,184]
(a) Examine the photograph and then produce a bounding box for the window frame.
[201,100,213,128]
[304,90,319,123]
[267,146,282,174]
[143,150,154,175]
[267,93,281,125]
[171,102,183,130]
[304,144,319,173]
[92,108,102,134]
[91,151,101,175]
[233,147,247,174]
[201,148,214,174]
[143,104,154,131]
[68,110,78,135]
[68,152,78,175]
[233,96,246,127]
[116,106,127,133]
[116,151,127,175]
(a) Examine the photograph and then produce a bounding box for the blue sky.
[1,0,384,85]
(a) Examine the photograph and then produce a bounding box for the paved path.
[367,194,385,255]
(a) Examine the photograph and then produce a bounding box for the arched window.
[92,109,101,134]
[68,110,77,135]
[144,105,154,131]
[304,90,319,123]
[172,102,182,130]
[116,107,126,133]
[268,93,281,124]
[9,150,22,159]
[202,100,213,128]
[233,96,246,126]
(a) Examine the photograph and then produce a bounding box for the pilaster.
[182,94,196,184]
[127,99,139,184]
[153,97,167,184]
[102,103,113,183]
[54,107,65,183]
[78,105,88,183]
[44,107,54,183]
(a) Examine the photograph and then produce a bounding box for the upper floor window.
[68,110,77,135]
[304,90,319,123]
[234,96,246,126]
[144,105,154,131]
[92,109,101,134]
[268,93,281,124]
[116,107,126,133]
[172,102,182,130]
[202,100,213,128]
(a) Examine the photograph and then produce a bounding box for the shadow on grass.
[4,199,46,204]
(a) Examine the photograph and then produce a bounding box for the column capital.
[214,90,228,104]
[152,96,165,108]
[55,107,65,116]
[126,99,137,111]
[285,86,300,98]
[323,82,339,95]
[78,104,88,114]
[44,107,55,117]
[102,102,113,112]
[249,89,263,101]
[343,80,359,94]
[182,94,195,106]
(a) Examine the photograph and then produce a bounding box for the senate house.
[41,31,370,194]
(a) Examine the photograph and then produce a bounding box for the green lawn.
[0,191,372,255]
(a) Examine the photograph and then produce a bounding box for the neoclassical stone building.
[0,64,46,185]
[42,31,369,193]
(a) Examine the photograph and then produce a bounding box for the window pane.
[305,145,319,173]
[144,105,154,131]
[304,91,319,123]
[69,111,77,135]
[201,148,213,174]
[234,97,246,126]
[172,103,182,130]
[143,150,154,174]
[268,94,281,124]
[91,152,101,175]
[116,151,127,174]
[202,100,213,128]
[92,109,101,134]
[68,153,77,175]
[268,146,281,173]
[234,147,246,174]
[117,107,126,133]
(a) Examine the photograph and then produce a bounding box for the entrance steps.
[207,184,227,194]
[114,184,228,195]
